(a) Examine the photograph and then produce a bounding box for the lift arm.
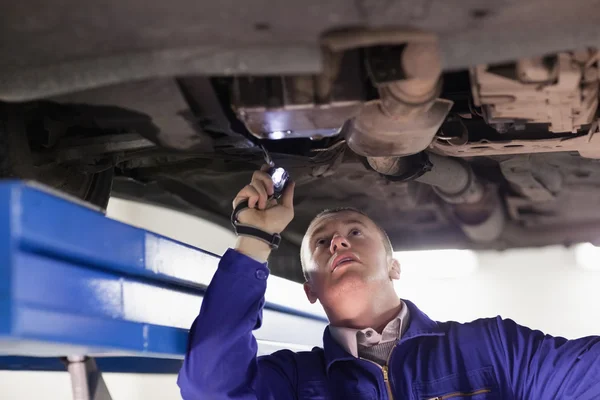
[0,181,327,399]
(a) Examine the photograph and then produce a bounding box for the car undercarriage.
[3,0,600,283]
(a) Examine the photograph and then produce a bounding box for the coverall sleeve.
[177,249,297,400]
[495,317,600,399]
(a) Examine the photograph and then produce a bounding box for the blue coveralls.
[178,249,600,399]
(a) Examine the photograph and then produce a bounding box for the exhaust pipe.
[367,153,506,243]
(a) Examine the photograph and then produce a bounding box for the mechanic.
[177,168,600,399]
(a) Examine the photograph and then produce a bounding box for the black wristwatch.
[231,200,282,250]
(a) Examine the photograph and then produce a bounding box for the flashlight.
[261,145,290,200]
[268,166,290,200]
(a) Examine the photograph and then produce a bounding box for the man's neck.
[326,288,402,333]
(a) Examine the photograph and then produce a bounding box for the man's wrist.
[234,236,272,263]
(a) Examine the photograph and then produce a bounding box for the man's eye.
[316,238,328,246]
[350,229,361,236]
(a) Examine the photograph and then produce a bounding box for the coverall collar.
[323,299,445,372]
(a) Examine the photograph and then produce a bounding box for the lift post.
[66,356,112,400]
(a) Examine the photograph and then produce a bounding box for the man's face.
[301,211,400,306]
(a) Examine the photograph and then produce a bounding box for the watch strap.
[231,200,282,250]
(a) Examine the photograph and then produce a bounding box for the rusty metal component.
[346,41,453,157]
[379,78,442,117]
[450,186,506,243]
[500,156,563,203]
[367,152,505,242]
[366,153,475,198]
[367,156,408,176]
[401,42,443,81]
[470,51,599,133]
[232,51,364,141]
[367,153,433,182]
[367,154,482,203]
[430,119,600,159]
[346,98,453,157]
[415,153,483,204]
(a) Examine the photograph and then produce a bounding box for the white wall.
[107,197,237,255]
[3,197,600,399]
[396,246,600,339]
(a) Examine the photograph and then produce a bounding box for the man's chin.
[329,269,369,290]
[322,279,371,309]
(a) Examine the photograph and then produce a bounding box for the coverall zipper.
[360,343,397,399]
[426,388,492,399]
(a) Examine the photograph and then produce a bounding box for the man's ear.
[304,281,318,304]
[389,258,401,280]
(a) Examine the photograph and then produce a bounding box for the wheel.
[0,104,114,210]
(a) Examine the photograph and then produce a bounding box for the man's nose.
[330,234,350,254]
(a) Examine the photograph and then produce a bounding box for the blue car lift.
[0,181,327,399]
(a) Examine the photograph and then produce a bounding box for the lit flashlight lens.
[268,167,289,197]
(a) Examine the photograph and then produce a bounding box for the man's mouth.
[331,253,359,272]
